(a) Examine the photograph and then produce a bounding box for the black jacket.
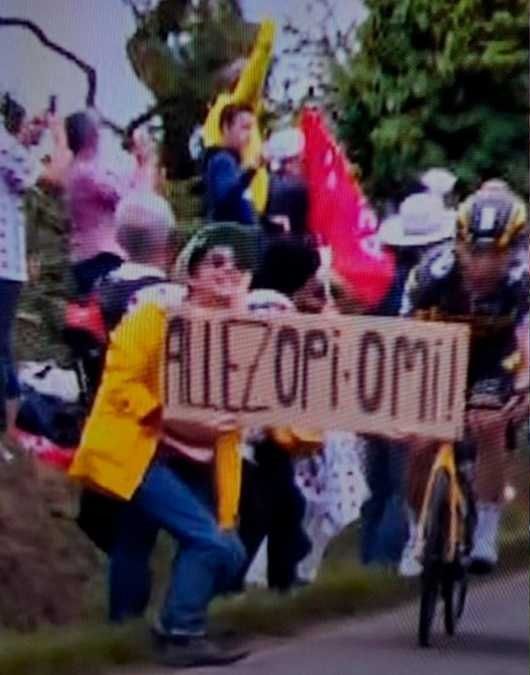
[266,174,309,236]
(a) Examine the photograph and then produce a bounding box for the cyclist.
[398,179,529,576]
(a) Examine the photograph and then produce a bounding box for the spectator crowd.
[0,17,528,669]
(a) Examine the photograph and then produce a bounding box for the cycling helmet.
[457,180,527,249]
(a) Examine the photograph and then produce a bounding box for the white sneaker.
[399,518,423,577]
[0,445,14,463]
[470,502,501,573]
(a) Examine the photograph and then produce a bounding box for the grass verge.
[0,526,526,675]
[0,623,150,675]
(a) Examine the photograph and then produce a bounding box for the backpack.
[75,274,167,554]
[97,275,165,334]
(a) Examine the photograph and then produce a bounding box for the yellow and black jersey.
[401,243,529,393]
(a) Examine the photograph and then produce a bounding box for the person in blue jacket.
[203,103,260,226]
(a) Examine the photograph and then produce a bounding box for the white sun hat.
[378,192,456,248]
[420,167,457,196]
[264,128,305,170]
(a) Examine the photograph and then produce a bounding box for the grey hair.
[115,192,178,262]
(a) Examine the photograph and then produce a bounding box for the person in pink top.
[63,110,158,296]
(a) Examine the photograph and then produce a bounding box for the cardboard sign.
[164,311,470,441]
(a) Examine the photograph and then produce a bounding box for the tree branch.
[130,5,144,24]
[226,0,243,18]
[123,95,181,145]
[0,17,97,106]
[98,114,126,137]
[122,0,142,21]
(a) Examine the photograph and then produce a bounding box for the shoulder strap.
[99,276,164,333]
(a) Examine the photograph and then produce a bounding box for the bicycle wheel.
[456,576,468,620]
[419,471,450,648]
[442,568,455,636]
[443,565,467,636]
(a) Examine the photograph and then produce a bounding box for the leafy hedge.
[333,0,528,202]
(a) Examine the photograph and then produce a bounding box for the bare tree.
[267,0,365,116]
[0,17,97,107]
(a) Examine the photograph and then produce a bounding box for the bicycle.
[415,387,526,648]
[416,439,476,648]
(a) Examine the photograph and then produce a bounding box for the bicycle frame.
[416,443,467,564]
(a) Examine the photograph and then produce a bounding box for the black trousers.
[237,439,311,592]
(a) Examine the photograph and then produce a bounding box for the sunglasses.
[204,250,240,270]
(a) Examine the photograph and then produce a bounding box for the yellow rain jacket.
[202,19,276,214]
[69,302,166,501]
[70,285,322,527]
[69,299,242,529]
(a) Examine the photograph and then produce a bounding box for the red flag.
[300,108,395,310]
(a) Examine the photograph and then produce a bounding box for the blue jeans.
[109,459,246,635]
[360,439,409,566]
[0,279,22,429]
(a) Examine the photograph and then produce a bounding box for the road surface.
[119,572,528,675]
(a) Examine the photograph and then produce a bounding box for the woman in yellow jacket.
[69,214,256,668]
[202,19,276,214]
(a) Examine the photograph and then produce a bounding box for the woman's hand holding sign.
[164,414,238,448]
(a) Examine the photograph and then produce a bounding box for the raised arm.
[40,114,73,187]
[128,129,160,192]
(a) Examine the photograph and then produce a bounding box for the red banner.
[300,108,395,310]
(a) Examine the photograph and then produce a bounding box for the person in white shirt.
[0,99,50,442]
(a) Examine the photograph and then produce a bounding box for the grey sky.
[0,1,365,123]
[0,0,151,123]
[245,0,366,101]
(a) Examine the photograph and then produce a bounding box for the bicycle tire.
[456,576,468,620]
[419,470,450,648]
[442,570,455,636]
[442,564,466,636]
